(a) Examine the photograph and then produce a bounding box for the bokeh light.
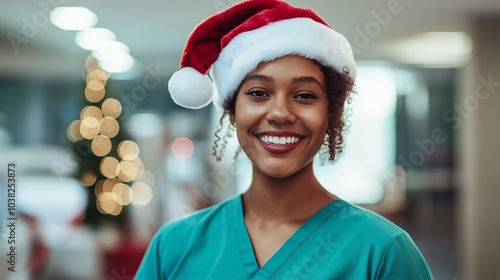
[78,30,117,52]
[94,180,105,197]
[67,120,84,142]
[133,157,145,179]
[91,135,112,157]
[101,98,122,118]
[85,80,105,103]
[80,117,100,139]
[85,55,99,71]
[100,157,120,178]
[131,182,152,207]
[119,160,139,178]
[103,178,121,193]
[118,140,140,160]
[98,193,115,212]
[79,170,97,187]
[99,117,120,138]
[109,204,123,216]
[87,68,109,85]
[50,7,97,31]
[80,105,103,121]
[171,137,194,160]
[87,80,104,91]
[112,183,133,206]
[97,192,123,215]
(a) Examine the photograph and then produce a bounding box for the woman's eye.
[246,90,268,97]
[295,92,317,99]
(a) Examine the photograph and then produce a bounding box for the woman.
[136,0,433,279]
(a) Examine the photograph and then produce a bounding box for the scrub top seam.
[261,199,349,279]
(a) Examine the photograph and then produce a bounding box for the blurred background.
[0,0,499,279]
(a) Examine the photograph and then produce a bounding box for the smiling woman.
[135,0,433,279]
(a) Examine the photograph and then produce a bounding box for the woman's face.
[230,56,329,178]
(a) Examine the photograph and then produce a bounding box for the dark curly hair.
[212,59,355,164]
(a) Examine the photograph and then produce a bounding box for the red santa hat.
[168,0,357,110]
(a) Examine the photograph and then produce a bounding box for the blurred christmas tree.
[67,56,154,228]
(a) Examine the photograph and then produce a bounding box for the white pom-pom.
[168,67,213,109]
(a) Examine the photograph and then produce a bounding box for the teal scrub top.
[135,195,433,279]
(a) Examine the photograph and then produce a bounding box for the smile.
[258,135,301,145]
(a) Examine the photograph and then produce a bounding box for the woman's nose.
[265,94,296,126]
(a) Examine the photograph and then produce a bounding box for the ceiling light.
[98,53,135,73]
[388,32,472,66]
[92,40,134,73]
[75,28,116,50]
[92,41,130,61]
[50,7,98,31]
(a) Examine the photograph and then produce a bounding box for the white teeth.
[259,135,301,145]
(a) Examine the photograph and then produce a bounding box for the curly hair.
[212,61,355,164]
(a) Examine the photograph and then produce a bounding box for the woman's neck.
[242,163,336,225]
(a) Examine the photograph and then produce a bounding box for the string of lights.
[67,55,154,216]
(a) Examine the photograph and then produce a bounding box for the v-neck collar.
[232,194,346,280]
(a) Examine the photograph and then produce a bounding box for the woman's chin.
[252,160,301,179]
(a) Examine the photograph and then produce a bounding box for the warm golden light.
[96,197,106,214]
[117,171,133,182]
[87,80,104,91]
[118,140,139,160]
[131,182,152,207]
[67,120,84,142]
[97,192,114,212]
[109,203,123,216]
[80,105,103,121]
[118,160,139,182]
[100,157,120,178]
[79,170,97,187]
[120,160,139,177]
[85,55,98,71]
[103,178,121,193]
[85,81,105,103]
[100,117,119,138]
[94,180,105,197]
[134,159,145,180]
[112,183,133,206]
[80,117,100,139]
[98,192,122,215]
[101,98,122,118]
[87,69,108,85]
[91,135,112,157]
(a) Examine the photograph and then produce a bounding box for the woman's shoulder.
[329,198,409,241]
[154,195,239,240]
[325,199,433,278]
[135,196,241,278]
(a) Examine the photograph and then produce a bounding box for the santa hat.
[168,0,356,110]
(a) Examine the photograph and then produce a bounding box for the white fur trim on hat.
[210,17,356,111]
[168,67,214,109]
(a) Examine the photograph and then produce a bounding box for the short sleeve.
[375,232,434,280]
[134,231,163,280]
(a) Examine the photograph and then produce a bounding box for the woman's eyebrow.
[293,76,325,90]
[240,74,274,85]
